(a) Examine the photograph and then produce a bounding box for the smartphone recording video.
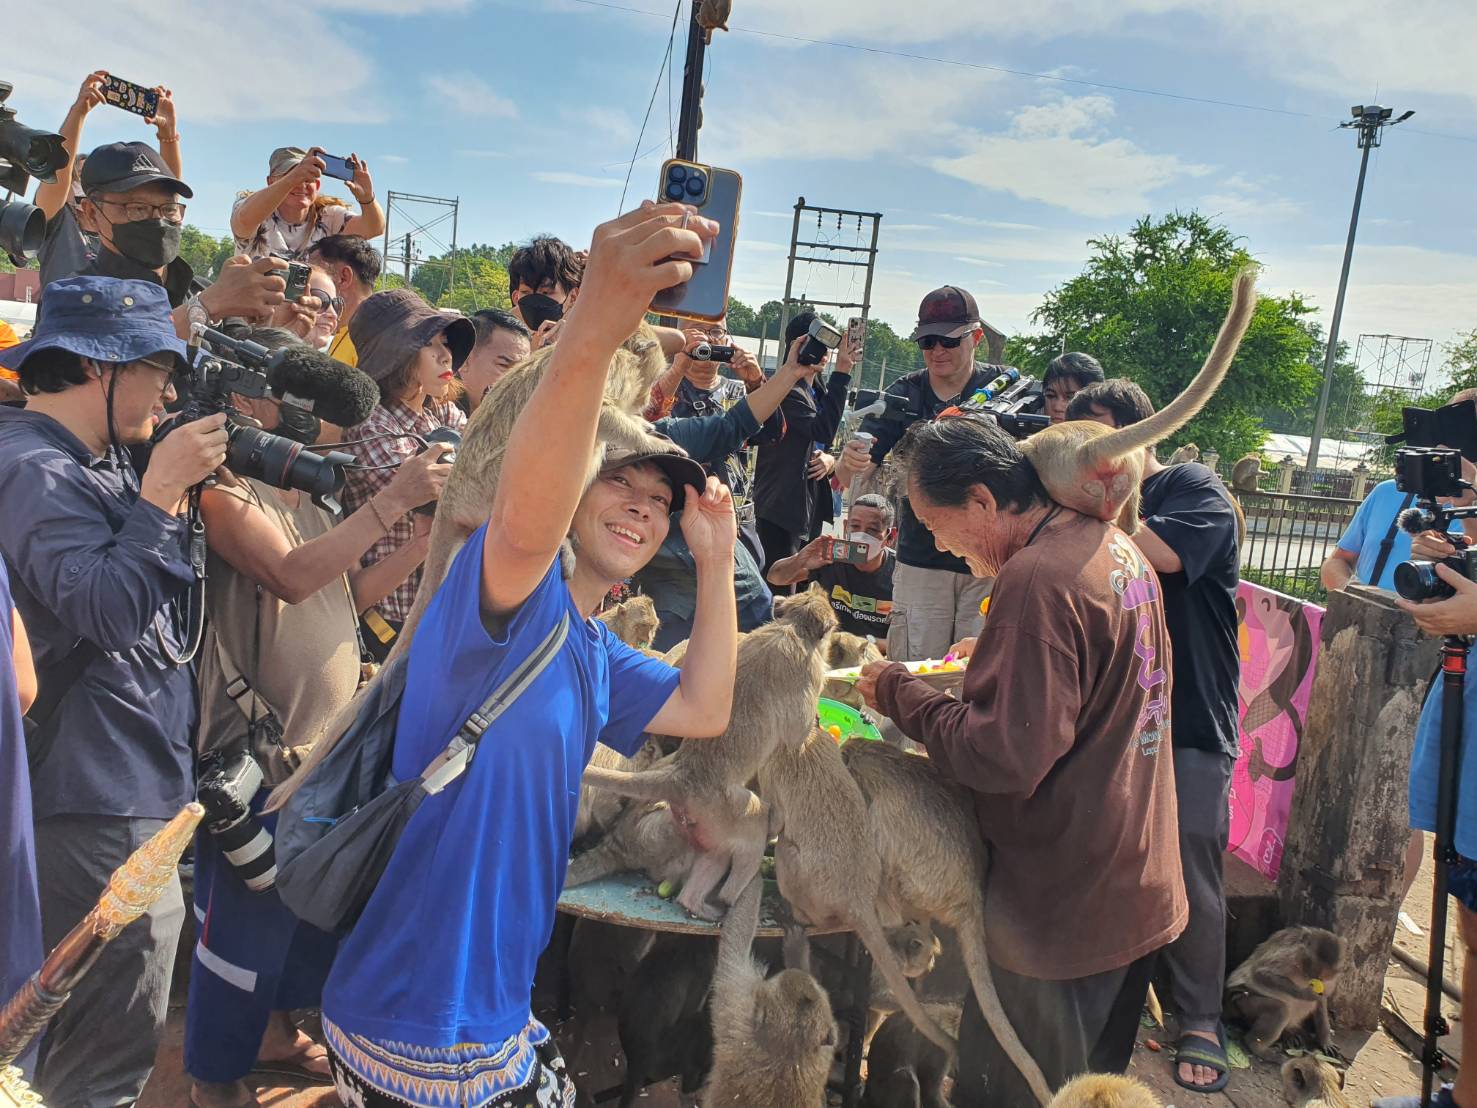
[650,158,741,323]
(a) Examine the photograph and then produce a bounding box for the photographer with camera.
[0,277,228,1107]
[835,285,1000,661]
[753,309,857,573]
[232,147,383,261]
[342,289,473,657]
[768,492,896,641]
[267,262,339,348]
[184,327,449,1108]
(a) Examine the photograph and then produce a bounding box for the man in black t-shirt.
[767,493,896,642]
[835,286,998,661]
[1068,380,1241,1096]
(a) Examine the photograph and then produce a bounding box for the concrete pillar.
[1353,463,1369,501]
[1278,458,1296,494]
[1277,584,1440,1029]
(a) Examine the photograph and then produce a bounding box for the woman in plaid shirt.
[342,290,475,647]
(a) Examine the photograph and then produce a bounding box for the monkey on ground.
[616,933,716,1108]
[1047,1073,1162,1108]
[1224,925,1346,1060]
[860,1004,961,1108]
[1019,268,1257,534]
[274,323,679,801]
[582,588,838,919]
[701,876,836,1108]
[596,593,660,651]
[696,0,731,42]
[1280,1056,1350,1107]
[1231,452,1263,493]
[842,739,1053,1105]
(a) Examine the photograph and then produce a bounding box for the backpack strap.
[1369,492,1416,587]
[421,611,573,796]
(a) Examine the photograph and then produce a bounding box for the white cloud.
[531,171,624,189]
[954,256,1005,268]
[931,95,1210,218]
[425,74,518,119]
[378,155,410,164]
[936,214,1042,232]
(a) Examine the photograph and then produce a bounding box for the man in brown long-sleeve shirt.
[857,415,1187,1105]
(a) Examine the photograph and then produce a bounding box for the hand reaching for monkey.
[567,202,718,352]
[856,659,894,713]
[680,475,737,567]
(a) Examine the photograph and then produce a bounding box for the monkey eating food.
[701,876,836,1108]
[1224,925,1346,1060]
[1019,268,1257,534]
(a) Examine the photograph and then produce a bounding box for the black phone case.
[102,75,158,118]
[651,160,741,323]
[319,155,355,181]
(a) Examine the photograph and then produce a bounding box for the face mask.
[848,532,883,560]
[109,217,182,269]
[518,292,565,330]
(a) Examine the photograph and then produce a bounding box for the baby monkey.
[1224,925,1346,1060]
[1280,1056,1350,1107]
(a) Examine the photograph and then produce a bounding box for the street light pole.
[1307,104,1413,471]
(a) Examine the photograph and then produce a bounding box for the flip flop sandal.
[251,1040,332,1084]
[1173,1028,1232,1095]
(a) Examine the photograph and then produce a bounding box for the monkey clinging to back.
[1020,268,1258,534]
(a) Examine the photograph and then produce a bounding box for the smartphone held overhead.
[651,158,740,323]
[317,152,356,181]
[101,74,158,118]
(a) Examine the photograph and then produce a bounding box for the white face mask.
[848,532,883,559]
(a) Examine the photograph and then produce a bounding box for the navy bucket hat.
[0,277,195,376]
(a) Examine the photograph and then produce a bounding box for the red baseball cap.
[910,285,981,341]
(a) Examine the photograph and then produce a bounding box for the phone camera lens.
[685,172,707,198]
[668,165,688,183]
[665,183,686,201]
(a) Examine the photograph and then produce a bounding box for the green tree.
[1008,211,1321,459]
[1444,328,1477,394]
[725,297,758,336]
[177,225,235,281]
[1258,326,1366,438]
[436,255,512,315]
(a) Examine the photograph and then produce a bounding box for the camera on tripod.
[1388,395,1477,603]
[159,327,355,509]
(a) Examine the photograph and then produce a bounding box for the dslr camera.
[197,751,276,892]
[1388,398,1477,602]
[159,327,354,509]
[0,80,69,258]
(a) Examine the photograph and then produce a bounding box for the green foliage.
[1257,325,1366,438]
[1008,211,1322,460]
[178,225,235,280]
[724,297,757,336]
[436,255,512,314]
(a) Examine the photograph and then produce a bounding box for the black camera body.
[1393,444,1477,602]
[958,367,1049,440]
[412,427,461,518]
[798,318,843,367]
[690,342,734,363]
[0,80,68,258]
[197,751,276,892]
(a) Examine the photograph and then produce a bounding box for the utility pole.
[1307,103,1414,470]
[674,2,708,161]
[402,233,412,287]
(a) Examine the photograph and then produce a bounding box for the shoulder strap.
[421,611,573,796]
[1370,491,1416,586]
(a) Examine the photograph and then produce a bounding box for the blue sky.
[13,0,1477,384]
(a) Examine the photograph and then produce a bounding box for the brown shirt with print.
[875,510,1187,981]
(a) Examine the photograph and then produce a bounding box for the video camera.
[1389,399,1477,602]
[690,342,734,363]
[158,326,355,510]
[0,80,70,259]
[955,367,1050,439]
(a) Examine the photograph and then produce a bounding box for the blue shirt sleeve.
[0,448,191,652]
[595,625,681,757]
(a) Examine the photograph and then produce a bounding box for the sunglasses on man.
[917,334,965,351]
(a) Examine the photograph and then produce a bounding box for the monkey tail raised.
[1077,266,1258,469]
[956,907,1053,1105]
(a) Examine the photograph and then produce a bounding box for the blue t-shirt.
[1409,664,1477,860]
[1337,480,1460,592]
[322,526,681,1047]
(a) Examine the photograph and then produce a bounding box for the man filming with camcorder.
[1375,397,1477,1108]
[186,326,450,1108]
[0,276,227,1107]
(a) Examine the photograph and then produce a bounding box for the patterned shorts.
[324,1016,577,1108]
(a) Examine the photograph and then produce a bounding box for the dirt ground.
[136,851,1461,1108]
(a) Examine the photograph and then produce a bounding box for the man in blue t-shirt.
[319,202,740,1108]
[1378,539,1477,1108]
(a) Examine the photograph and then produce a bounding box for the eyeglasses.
[917,335,965,351]
[303,290,343,312]
[91,198,187,224]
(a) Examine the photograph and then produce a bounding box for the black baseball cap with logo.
[80,141,193,199]
[909,285,981,341]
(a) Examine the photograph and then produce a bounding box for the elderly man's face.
[908,479,1000,577]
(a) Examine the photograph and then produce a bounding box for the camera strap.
[1370,492,1416,587]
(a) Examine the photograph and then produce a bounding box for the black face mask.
[517,292,565,331]
[109,217,183,269]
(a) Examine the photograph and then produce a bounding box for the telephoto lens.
[197,754,277,892]
[225,423,352,503]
